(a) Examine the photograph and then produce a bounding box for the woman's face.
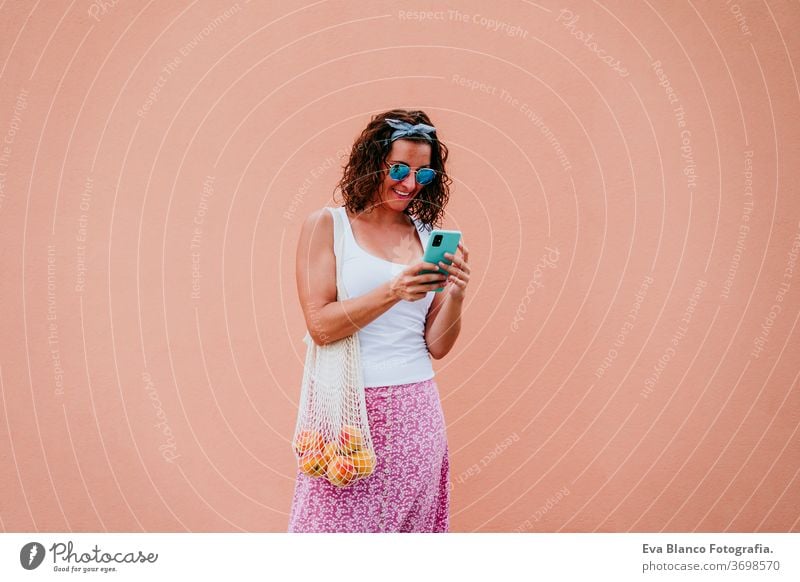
[373,138,432,212]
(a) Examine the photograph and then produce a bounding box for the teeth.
[392,188,410,196]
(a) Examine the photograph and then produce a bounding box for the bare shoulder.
[302,206,333,230]
[299,206,334,249]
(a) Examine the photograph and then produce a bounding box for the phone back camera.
[432,234,443,247]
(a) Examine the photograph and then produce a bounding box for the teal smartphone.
[419,229,462,292]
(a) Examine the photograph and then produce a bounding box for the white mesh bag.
[291,207,376,487]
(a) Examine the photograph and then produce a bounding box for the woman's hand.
[440,241,471,301]
[390,261,448,301]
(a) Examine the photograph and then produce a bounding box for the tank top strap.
[412,215,431,249]
[342,206,362,245]
[327,206,353,258]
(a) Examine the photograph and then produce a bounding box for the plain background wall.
[0,0,798,532]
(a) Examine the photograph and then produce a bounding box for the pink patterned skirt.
[287,378,450,532]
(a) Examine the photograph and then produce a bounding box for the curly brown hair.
[334,109,451,229]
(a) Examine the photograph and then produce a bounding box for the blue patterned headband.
[384,118,437,143]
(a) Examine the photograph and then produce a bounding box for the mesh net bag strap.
[292,207,375,487]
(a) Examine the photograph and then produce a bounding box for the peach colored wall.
[0,1,798,532]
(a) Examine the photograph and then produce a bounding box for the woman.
[288,109,471,532]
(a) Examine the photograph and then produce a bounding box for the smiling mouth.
[392,187,412,198]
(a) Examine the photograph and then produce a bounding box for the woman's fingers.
[406,270,447,284]
[393,265,446,301]
[407,261,439,276]
[456,241,470,262]
[410,283,443,295]
[441,255,470,275]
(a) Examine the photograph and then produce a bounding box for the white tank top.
[331,206,436,388]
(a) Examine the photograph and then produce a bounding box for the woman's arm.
[296,208,447,345]
[424,242,471,359]
[424,291,464,359]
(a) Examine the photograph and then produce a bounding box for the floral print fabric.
[287,378,450,533]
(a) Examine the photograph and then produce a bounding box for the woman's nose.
[399,171,417,191]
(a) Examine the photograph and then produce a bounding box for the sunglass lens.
[417,168,436,185]
[389,164,410,180]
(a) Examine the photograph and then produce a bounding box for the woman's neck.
[351,204,413,228]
